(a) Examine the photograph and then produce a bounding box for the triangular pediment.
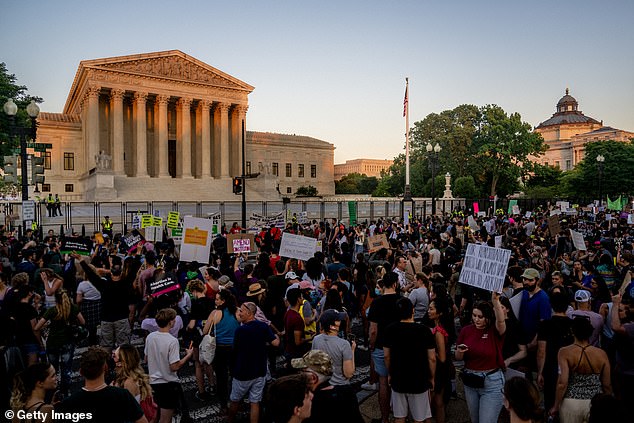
[87,51,253,91]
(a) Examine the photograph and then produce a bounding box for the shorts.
[151,382,181,410]
[371,349,388,377]
[230,376,266,403]
[391,389,432,421]
[100,318,131,348]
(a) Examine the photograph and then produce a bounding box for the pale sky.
[2,1,633,163]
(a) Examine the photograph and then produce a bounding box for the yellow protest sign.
[167,211,180,229]
[141,214,153,228]
[152,216,163,227]
[184,227,208,246]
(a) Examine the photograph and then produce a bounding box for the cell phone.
[458,344,468,350]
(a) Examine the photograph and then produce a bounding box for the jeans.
[47,344,75,394]
[213,344,234,405]
[463,369,505,423]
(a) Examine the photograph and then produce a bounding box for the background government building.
[36,50,335,201]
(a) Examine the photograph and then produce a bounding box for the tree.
[453,175,480,198]
[335,173,378,194]
[295,185,318,197]
[473,105,547,196]
[0,62,43,161]
[525,163,563,188]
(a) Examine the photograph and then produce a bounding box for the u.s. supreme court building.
[37,50,335,201]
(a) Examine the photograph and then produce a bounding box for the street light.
[426,142,442,215]
[596,154,605,207]
[3,98,40,201]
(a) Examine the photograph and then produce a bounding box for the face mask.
[374,288,381,296]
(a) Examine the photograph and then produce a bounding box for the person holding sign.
[455,292,506,423]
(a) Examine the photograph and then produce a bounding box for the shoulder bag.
[199,318,217,365]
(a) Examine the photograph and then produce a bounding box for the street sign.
[22,200,36,221]
[26,142,53,150]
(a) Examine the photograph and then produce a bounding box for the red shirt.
[283,308,306,357]
[457,324,505,371]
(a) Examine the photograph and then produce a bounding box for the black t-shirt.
[55,386,143,423]
[383,321,436,393]
[537,315,574,373]
[305,383,364,423]
[12,302,38,345]
[502,317,526,363]
[232,320,276,381]
[367,293,401,349]
[190,296,214,321]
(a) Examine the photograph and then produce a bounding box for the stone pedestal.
[82,169,118,201]
[246,173,282,201]
[442,172,454,199]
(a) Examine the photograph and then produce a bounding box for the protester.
[265,374,313,423]
[10,363,57,423]
[501,377,543,423]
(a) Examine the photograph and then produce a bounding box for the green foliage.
[295,185,318,197]
[335,173,378,194]
[453,176,480,198]
[0,62,44,163]
[522,186,560,199]
[559,140,634,199]
[526,164,563,188]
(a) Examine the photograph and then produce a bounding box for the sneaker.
[195,391,213,401]
[361,382,378,391]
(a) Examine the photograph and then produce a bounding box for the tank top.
[214,308,239,345]
[565,344,603,400]
[44,280,56,308]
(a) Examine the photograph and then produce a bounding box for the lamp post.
[3,98,40,201]
[426,142,442,216]
[596,154,605,207]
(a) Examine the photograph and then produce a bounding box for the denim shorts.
[230,376,266,403]
[371,349,389,377]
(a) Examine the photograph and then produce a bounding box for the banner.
[279,232,317,261]
[249,212,285,230]
[227,233,256,254]
[459,244,511,293]
[607,196,627,211]
[180,217,213,263]
[61,237,93,255]
[149,274,180,298]
[368,233,389,253]
[348,202,357,226]
[570,229,586,251]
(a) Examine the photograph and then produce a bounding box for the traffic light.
[3,155,18,183]
[232,177,243,194]
[32,155,45,184]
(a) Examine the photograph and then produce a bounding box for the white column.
[110,89,125,175]
[200,100,212,178]
[212,103,221,178]
[235,105,248,176]
[217,102,230,178]
[85,85,100,172]
[134,92,149,177]
[177,97,192,178]
[157,95,170,177]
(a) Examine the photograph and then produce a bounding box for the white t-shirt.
[429,248,442,266]
[145,331,181,383]
[76,280,101,301]
[142,316,183,338]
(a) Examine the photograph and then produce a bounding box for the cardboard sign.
[279,232,318,261]
[180,217,213,263]
[227,233,256,254]
[61,237,93,255]
[368,233,389,253]
[167,211,180,229]
[548,215,561,236]
[149,274,180,298]
[570,229,587,251]
[458,243,512,293]
[123,230,145,252]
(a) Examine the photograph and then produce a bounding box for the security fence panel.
[388,201,401,219]
[223,202,242,225]
[201,202,222,219]
[324,202,338,220]
[264,202,284,217]
[357,202,372,221]
[98,202,124,234]
[152,202,175,220]
[124,202,151,230]
[177,202,199,218]
[304,202,321,220]
[68,202,97,234]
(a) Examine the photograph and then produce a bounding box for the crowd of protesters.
[1,204,633,423]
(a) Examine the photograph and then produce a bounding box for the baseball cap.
[521,268,540,280]
[574,290,591,303]
[285,271,299,280]
[319,309,347,329]
[291,350,333,376]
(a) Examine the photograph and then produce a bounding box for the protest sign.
[167,211,180,229]
[511,205,520,215]
[477,211,486,217]
[149,274,180,298]
[467,215,479,231]
[473,202,479,214]
[170,227,183,245]
[180,217,213,263]
[152,216,163,227]
[550,209,561,216]
[495,236,502,248]
[548,215,561,236]
[458,243,512,293]
[227,233,256,253]
[210,213,221,235]
[61,237,93,255]
[132,214,141,229]
[507,200,518,215]
[141,214,153,228]
[368,233,389,253]
[348,202,357,225]
[570,229,587,251]
[525,211,532,218]
[122,230,145,252]
[279,233,318,261]
[145,226,161,243]
[94,232,105,245]
[316,240,323,252]
[556,201,570,211]
[629,214,634,225]
[249,212,285,230]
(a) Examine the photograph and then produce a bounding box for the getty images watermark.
[5,409,92,422]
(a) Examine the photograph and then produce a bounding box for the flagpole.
[404,77,411,201]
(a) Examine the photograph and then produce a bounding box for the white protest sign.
[179,217,213,263]
[605,214,612,222]
[525,211,532,218]
[556,201,570,210]
[232,238,251,253]
[22,201,35,221]
[512,205,520,215]
[279,232,317,261]
[628,214,634,225]
[145,226,161,242]
[495,235,503,248]
[458,243,512,293]
[316,240,323,252]
[132,214,141,229]
[570,229,586,251]
[550,209,561,216]
[468,216,479,230]
[477,211,486,217]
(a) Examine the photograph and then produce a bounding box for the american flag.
[403,83,408,117]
